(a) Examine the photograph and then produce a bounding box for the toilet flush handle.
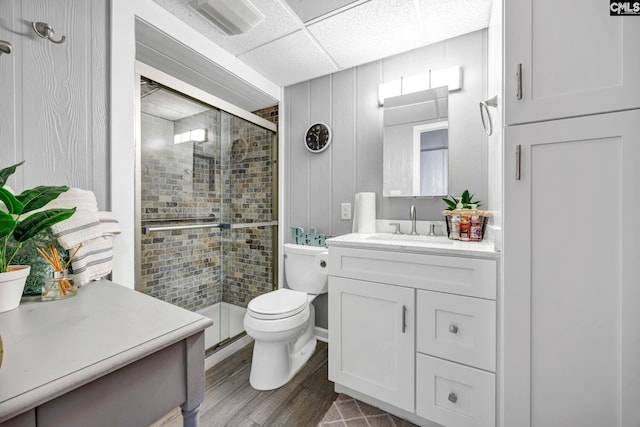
[314,251,329,273]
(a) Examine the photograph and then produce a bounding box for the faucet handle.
[429,223,437,236]
[389,222,402,234]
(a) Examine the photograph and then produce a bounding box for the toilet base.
[248,305,317,391]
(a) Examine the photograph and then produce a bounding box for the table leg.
[181,404,201,427]
[181,332,205,427]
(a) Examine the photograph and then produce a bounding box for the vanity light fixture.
[378,66,462,106]
[191,0,264,35]
[174,128,207,144]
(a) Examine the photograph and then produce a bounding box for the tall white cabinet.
[502,1,640,425]
[504,0,640,125]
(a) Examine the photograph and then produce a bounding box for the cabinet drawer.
[329,247,496,299]
[416,354,495,427]
[417,290,496,371]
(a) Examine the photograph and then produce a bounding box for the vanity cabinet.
[504,0,640,126]
[328,246,498,427]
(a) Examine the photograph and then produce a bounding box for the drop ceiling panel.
[239,30,339,86]
[417,0,492,44]
[152,0,301,55]
[307,0,426,70]
[284,0,362,22]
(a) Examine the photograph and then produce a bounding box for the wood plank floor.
[151,341,338,427]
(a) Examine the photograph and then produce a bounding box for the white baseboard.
[315,326,328,343]
[204,335,253,371]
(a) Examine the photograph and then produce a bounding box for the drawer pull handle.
[448,392,458,404]
[449,324,459,334]
[402,305,407,333]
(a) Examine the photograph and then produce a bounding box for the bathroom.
[1,0,638,426]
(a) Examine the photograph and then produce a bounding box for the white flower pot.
[0,265,31,313]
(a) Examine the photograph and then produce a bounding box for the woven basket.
[442,209,491,241]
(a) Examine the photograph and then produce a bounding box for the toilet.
[244,243,329,390]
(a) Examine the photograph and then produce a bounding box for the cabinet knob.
[448,324,459,334]
[448,392,458,403]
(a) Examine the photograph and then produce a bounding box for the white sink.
[365,233,454,245]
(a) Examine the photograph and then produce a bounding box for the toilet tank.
[283,243,328,295]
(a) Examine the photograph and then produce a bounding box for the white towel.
[45,187,98,212]
[96,211,121,236]
[70,236,114,285]
[51,210,102,250]
[40,188,120,285]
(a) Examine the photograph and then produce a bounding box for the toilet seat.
[247,288,308,320]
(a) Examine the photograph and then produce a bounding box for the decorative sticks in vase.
[37,244,81,300]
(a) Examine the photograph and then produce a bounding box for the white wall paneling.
[308,75,333,233]
[284,29,488,237]
[0,0,108,208]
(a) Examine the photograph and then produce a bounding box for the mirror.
[382,86,449,197]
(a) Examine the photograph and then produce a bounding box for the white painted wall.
[487,0,503,250]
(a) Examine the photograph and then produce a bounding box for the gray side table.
[0,280,212,427]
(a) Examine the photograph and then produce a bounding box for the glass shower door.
[218,111,278,343]
[137,75,277,353]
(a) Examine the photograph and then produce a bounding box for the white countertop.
[326,233,499,258]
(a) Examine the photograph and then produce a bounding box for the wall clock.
[304,122,331,153]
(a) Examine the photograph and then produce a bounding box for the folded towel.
[45,187,98,212]
[96,211,121,236]
[41,188,119,285]
[70,236,114,285]
[50,210,102,250]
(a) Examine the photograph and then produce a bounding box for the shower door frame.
[133,61,279,298]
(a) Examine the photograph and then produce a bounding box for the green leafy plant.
[442,189,482,210]
[0,161,76,273]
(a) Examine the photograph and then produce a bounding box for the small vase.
[42,270,76,301]
[0,265,31,313]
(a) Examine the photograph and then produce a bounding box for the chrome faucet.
[410,205,418,235]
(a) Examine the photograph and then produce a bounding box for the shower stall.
[136,73,278,354]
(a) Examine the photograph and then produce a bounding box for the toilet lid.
[247,288,308,320]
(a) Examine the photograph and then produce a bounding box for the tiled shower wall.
[139,103,278,312]
[140,110,222,311]
[221,108,278,307]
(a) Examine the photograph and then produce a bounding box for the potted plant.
[0,161,76,313]
[442,189,482,210]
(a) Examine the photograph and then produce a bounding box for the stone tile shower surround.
[221,113,276,307]
[139,105,278,313]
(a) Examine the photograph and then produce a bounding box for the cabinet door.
[504,0,640,125]
[328,277,414,412]
[503,110,640,427]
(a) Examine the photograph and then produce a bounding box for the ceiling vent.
[191,0,264,35]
